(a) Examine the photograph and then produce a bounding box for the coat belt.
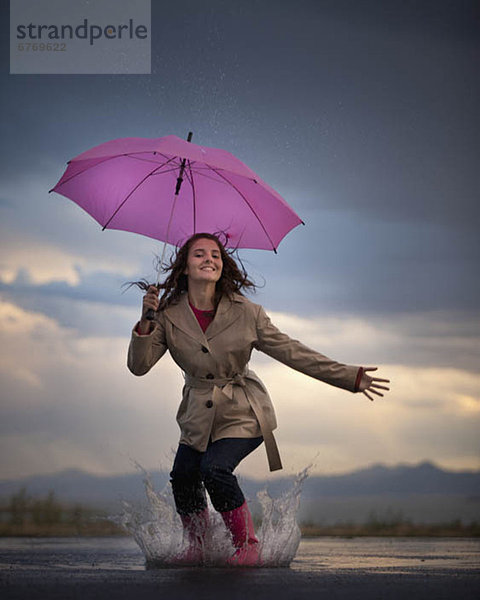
[184,370,283,472]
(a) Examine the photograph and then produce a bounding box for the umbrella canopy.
[50,135,303,252]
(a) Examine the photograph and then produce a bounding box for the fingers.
[363,390,374,402]
[362,369,391,401]
[366,381,390,397]
[143,298,159,311]
[144,286,159,300]
[364,383,389,398]
[364,367,390,391]
[142,286,160,314]
[145,291,159,302]
[364,367,390,383]
[371,383,390,391]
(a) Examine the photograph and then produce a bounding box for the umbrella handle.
[145,308,155,321]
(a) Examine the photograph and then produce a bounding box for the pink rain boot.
[221,501,261,567]
[171,508,210,565]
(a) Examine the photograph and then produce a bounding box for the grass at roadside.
[2,488,478,537]
[300,521,480,538]
[1,519,478,538]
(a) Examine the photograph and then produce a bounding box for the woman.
[127,233,389,566]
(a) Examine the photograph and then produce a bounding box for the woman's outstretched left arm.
[255,305,390,397]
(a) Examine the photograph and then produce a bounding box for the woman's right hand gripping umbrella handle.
[141,285,160,328]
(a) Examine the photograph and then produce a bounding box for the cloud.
[0,299,183,478]
[1,299,478,481]
[1,105,478,324]
[2,175,479,347]
[240,362,480,477]
[0,266,137,307]
[1,0,478,481]
[0,171,163,279]
[256,308,480,374]
[244,209,480,316]
[0,238,84,287]
[2,262,479,367]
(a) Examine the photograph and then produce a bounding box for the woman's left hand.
[359,367,390,401]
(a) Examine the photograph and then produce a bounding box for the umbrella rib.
[129,158,180,171]
[150,166,182,175]
[186,168,231,187]
[102,161,179,230]
[53,155,123,188]
[128,151,186,171]
[201,166,278,251]
[53,153,180,189]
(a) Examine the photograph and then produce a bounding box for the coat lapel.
[164,293,208,346]
[205,294,243,340]
[163,293,244,344]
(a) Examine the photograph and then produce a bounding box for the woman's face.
[184,238,223,284]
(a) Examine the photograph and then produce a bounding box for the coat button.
[206,373,214,380]
[205,400,213,408]
[201,346,208,353]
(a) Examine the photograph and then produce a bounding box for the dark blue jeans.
[170,437,263,515]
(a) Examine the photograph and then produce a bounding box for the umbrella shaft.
[155,189,179,284]
[157,132,193,284]
[175,157,187,194]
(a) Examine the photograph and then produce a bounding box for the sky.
[1,0,479,481]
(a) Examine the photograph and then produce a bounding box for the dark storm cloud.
[2,0,478,228]
[1,0,478,318]
[244,210,480,316]
[3,0,480,481]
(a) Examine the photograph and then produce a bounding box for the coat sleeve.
[254,306,361,392]
[127,314,168,376]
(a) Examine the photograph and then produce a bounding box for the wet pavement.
[1,537,479,600]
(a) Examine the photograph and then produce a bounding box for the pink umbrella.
[50,133,303,254]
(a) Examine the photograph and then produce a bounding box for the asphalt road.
[2,564,480,600]
[2,537,479,600]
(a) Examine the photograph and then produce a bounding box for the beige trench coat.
[127,292,361,472]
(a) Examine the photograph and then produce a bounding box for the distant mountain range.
[262,461,480,497]
[1,462,479,525]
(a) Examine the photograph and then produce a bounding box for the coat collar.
[163,292,245,346]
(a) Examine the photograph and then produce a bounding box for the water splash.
[257,467,309,567]
[116,466,309,568]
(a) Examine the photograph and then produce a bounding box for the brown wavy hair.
[127,233,256,310]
